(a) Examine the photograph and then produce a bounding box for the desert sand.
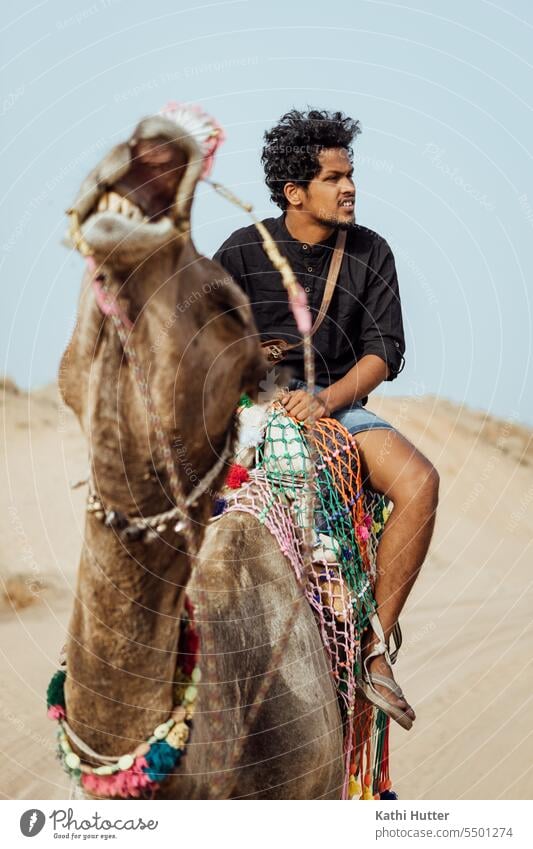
[1,377,532,800]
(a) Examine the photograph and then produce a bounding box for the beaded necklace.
[46,598,199,799]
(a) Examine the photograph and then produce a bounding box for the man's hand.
[280,389,330,423]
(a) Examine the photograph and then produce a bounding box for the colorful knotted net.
[214,396,395,800]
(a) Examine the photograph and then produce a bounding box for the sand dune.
[1,378,531,799]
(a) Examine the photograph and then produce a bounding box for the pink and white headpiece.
[159,101,225,177]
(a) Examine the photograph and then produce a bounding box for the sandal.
[360,613,414,731]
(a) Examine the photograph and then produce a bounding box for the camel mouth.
[84,189,173,234]
[83,191,155,239]
[80,136,190,234]
[78,193,176,257]
[68,116,205,260]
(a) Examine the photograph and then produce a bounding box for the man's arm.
[281,238,405,422]
[317,354,389,412]
[281,354,388,421]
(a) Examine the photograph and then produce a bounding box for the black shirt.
[213,214,405,388]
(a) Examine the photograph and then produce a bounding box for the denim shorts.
[288,379,394,436]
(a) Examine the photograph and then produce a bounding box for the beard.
[316,210,356,230]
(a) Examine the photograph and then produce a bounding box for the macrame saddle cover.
[212,397,395,800]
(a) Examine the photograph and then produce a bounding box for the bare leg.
[353,428,439,721]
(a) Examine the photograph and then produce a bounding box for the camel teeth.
[128,202,143,222]
[95,191,144,221]
[108,191,122,213]
[119,196,135,218]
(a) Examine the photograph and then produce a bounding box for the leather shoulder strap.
[283,228,346,351]
[260,229,347,358]
[309,228,346,336]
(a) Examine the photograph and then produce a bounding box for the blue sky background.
[1,0,532,424]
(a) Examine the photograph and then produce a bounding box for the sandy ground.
[1,378,532,800]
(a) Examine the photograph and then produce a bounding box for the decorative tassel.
[348,776,361,799]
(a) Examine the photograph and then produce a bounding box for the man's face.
[295,147,356,228]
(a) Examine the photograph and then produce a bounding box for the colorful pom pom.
[238,393,253,409]
[47,596,201,800]
[144,741,182,782]
[81,756,152,799]
[380,789,399,800]
[46,669,66,709]
[225,464,250,489]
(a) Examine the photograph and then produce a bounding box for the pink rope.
[91,273,134,331]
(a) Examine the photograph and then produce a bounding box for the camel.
[56,109,344,799]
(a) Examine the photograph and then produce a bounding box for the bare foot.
[361,632,416,723]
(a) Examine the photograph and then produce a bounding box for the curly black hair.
[261,108,361,210]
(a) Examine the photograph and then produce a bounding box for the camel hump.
[194,510,295,596]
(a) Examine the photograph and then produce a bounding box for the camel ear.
[131,115,203,229]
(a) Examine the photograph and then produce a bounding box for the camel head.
[67,109,213,267]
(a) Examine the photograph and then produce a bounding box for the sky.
[1,0,532,424]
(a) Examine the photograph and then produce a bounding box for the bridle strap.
[85,427,233,536]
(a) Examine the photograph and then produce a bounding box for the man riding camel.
[214,108,439,730]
